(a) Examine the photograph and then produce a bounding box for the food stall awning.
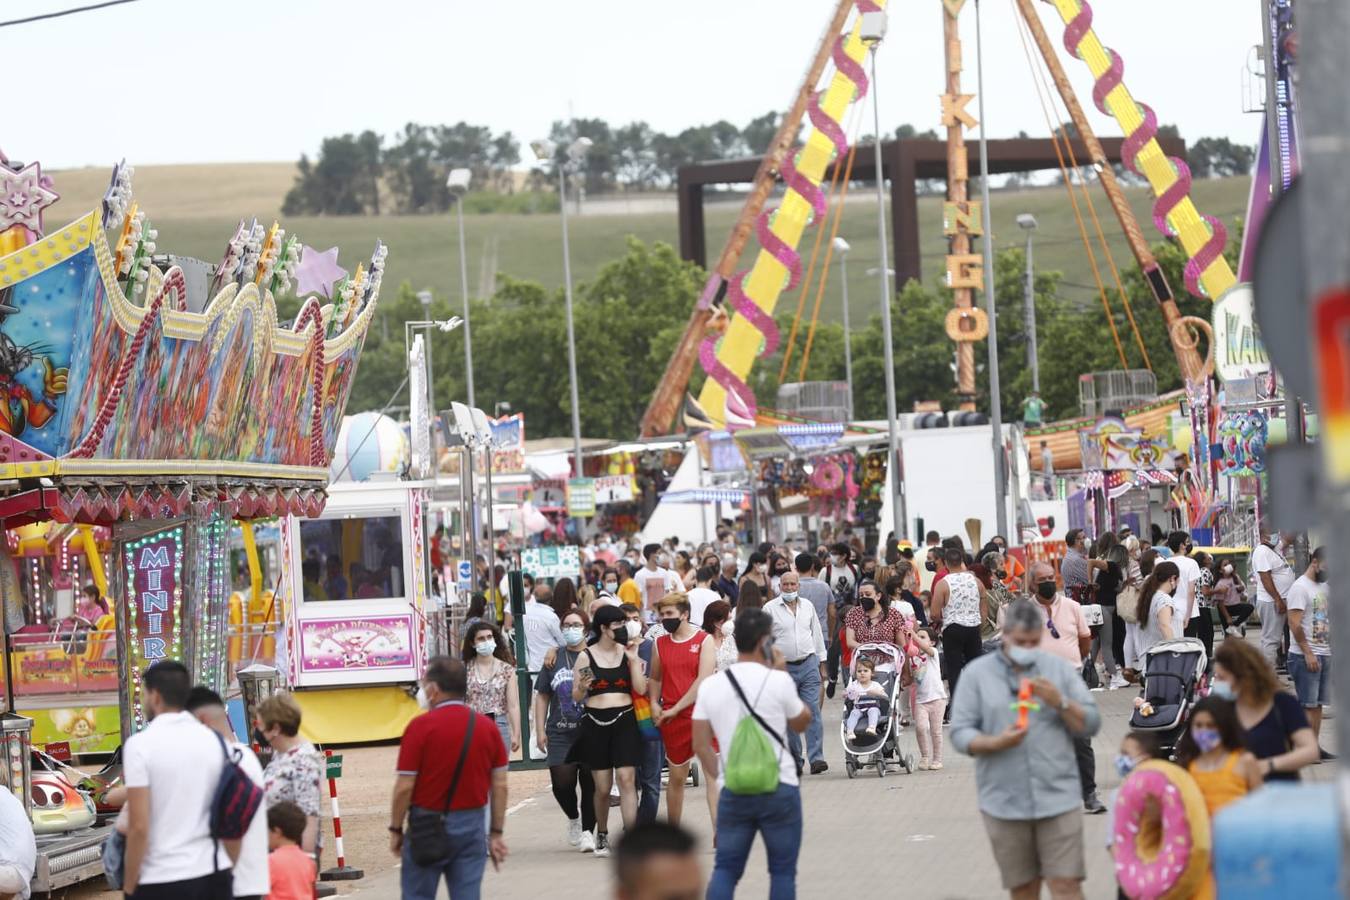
[659,489,750,504]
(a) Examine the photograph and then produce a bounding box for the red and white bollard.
[319,748,363,883]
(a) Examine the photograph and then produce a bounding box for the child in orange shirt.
[267,802,317,900]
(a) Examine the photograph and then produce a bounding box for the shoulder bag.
[407,709,477,866]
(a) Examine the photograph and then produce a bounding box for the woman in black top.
[567,604,647,856]
[1090,534,1127,688]
[1213,639,1319,781]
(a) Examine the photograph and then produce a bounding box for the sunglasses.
[1045,617,1061,640]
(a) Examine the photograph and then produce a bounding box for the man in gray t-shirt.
[794,552,834,645]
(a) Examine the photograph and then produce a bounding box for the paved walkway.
[351,650,1337,899]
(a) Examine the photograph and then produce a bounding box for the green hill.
[51,162,1250,321]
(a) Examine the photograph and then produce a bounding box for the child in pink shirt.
[267,802,316,900]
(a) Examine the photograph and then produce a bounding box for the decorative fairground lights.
[122,526,184,731]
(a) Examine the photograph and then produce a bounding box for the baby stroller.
[1129,638,1207,752]
[841,642,915,778]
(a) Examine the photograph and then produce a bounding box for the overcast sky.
[9,0,1264,170]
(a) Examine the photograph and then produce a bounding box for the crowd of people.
[418,523,1332,898]
[0,523,1328,899]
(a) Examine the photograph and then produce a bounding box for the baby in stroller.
[844,657,890,740]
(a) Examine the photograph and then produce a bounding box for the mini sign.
[122,526,185,731]
[566,478,596,517]
[1212,284,1270,383]
[326,755,344,778]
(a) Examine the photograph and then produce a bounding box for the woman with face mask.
[740,551,770,591]
[1211,559,1253,636]
[533,610,598,851]
[462,622,521,754]
[1134,561,1180,663]
[844,579,908,668]
[565,604,648,857]
[1212,639,1319,782]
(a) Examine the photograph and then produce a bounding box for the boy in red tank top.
[649,592,716,826]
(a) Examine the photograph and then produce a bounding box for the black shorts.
[565,706,643,770]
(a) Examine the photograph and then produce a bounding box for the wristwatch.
[388,825,403,835]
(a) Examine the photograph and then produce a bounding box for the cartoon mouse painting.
[0,291,68,438]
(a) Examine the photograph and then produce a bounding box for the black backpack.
[824,563,859,608]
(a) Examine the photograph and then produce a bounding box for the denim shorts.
[1288,653,1332,707]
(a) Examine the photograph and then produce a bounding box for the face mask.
[1222,566,1233,576]
[1036,581,1057,601]
[661,617,682,634]
[604,581,618,592]
[475,640,496,657]
[862,567,876,577]
[1007,645,1038,668]
[925,561,937,572]
[1191,726,1223,754]
[780,590,798,602]
[1315,570,1328,584]
[624,622,640,641]
[756,564,767,573]
[1113,753,1139,778]
[562,626,584,645]
[761,639,774,665]
[252,726,268,746]
[1209,679,1236,701]
[860,597,877,611]
[722,619,735,637]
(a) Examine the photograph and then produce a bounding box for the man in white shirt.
[685,565,720,628]
[692,610,812,899]
[0,784,35,900]
[632,544,681,620]
[186,688,268,900]
[522,584,565,672]
[1252,526,1297,669]
[1286,547,1332,750]
[122,660,232,899]
[1166,531,1202,624]
[763,570,828,774]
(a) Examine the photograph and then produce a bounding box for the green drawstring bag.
[722,670,791,795]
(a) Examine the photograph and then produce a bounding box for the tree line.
[283,117,1255,217]
[344,231,1233,441]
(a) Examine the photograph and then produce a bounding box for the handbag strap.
[725,669,801,776]
[442,706,477,813]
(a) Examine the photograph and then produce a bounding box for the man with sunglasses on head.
[1027,562,1104,816]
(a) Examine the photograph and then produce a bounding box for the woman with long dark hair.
[1135,560,1180,661]
[552,577,579,621]
[739,552,769,592]
[1091,532,1126,688]
[462,621,521,753]
[734,578,764,613]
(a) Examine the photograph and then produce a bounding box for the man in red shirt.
[649,593,715,827]
[389,656,509,900]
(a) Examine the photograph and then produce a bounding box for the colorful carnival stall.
[0,151,382,888]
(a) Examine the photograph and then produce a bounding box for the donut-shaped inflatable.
[945,307,989,342]
[811,459,845,492]
[1112,760,1212,900]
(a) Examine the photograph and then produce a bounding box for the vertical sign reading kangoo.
[123,527,183,731]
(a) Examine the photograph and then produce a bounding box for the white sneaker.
[1108,674,1129,690]
[567,818,582,847]
[1225,626,1242,637]
[917,758,930,770]
[578,830,596,853]
[594,832,611,858]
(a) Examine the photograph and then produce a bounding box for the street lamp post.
[532,137,593,478]
[415,290,437,426]
[448,168,475,409]
[832,237,854,420]
[1016,213,1039,394]
[975,0,1009,539]
[859,10,905,541]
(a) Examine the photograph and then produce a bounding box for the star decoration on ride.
[294,244,346,298]
[0,160,59,234]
